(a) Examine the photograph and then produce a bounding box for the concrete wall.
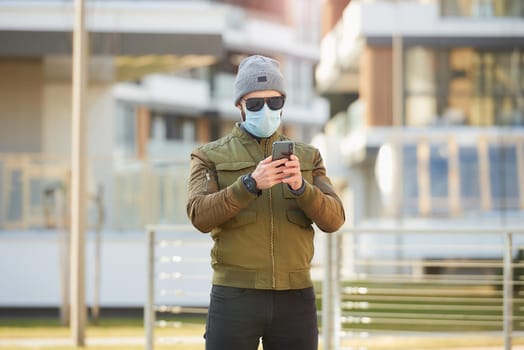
[42,56,116,158]
[360,47,393,126]
[0,230,213,307]
[0,57,115,158]
[0,59,43,153]
[0,228,328,308]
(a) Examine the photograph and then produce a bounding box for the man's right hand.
[251,156,288,190]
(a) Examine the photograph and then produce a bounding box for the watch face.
[243,175,256,192]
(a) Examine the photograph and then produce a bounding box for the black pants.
[205,285,318,350]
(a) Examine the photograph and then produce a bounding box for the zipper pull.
[203,170,210,192]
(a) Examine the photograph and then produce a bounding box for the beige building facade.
[316,0,524,223]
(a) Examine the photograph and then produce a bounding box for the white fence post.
[145,228,155,350]
[323,232,340,350]
[503,232,513,350]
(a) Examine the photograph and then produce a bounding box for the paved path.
[2,337,524,349]
[0,336,204,347]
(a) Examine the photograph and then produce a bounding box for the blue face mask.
[243,105,282,138]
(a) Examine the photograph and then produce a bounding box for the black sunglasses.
[243,96,285,112]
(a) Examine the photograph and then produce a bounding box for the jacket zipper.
[269,187,276,288]
[263,138,276,288]
[203,170,210,193]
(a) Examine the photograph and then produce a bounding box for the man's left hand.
[281,154,303,191]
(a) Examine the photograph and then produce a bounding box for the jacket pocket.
[216,161,256,190]
[286,209,313,228]
[221,210,257,229]
[300,162,314,184]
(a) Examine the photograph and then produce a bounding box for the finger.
[281,173,299,182]
[284,159,300,168]
[254,157,274,176]
[260,155,273,164]
[282,167,299,175]
[284,169,301,179]
[259,173,287,189]
[270,158,288,168]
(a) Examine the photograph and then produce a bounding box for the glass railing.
[0,154,191,232]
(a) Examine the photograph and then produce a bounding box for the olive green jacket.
[187,124,345,290]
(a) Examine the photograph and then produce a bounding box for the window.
[404,48,524,127]
[489,144,519,209]
[115,103,137,157]
[399,138,523,217]
[459,147,481,210]
[163,115,196,142]
[402,144,419,215]
[429,144,449,214]
[441,0,524,18]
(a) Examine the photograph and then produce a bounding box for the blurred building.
[0,0,327,231]
[316,0,524,225]
[0,0,326,309]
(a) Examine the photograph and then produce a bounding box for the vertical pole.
[136,106,150,161]
[392,34,403,129]
[322,232,340,350]
[70,0,88,346]
[503,232,513,350]
[58,185,70,326]
[145,228,156,350]
[322,233,334,350]
[392,2,405,276]
[92,186,104,325]
[392,0,404,129]
[392,1,404,223]
[333,233,341,350]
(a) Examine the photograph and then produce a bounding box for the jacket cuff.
[287,180,306,196]
[292,180,316,206]
[229,176,258,206]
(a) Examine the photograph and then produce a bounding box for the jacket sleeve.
[293,150,345,233]
[186,148,257,233]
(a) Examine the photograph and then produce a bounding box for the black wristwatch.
[242,174,261,196]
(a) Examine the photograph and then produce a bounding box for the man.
[187,54,345,350]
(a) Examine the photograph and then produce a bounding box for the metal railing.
[322,226,524,350]
[144,223,524,350]
[145,224,212,350]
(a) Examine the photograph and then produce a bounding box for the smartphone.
[272,141,295,161]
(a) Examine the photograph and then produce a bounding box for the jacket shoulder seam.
[198,134,239,153]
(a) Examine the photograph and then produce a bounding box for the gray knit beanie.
[233,55,286,106]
